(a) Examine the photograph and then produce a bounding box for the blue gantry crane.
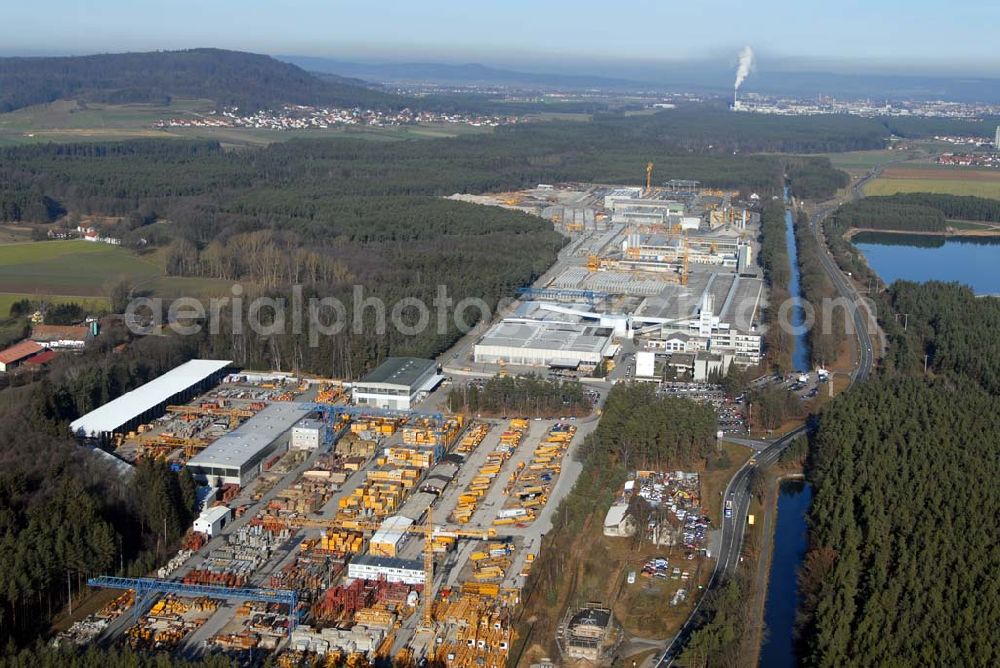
[87,576,299,632]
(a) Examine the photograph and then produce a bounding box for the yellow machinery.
[586,254,600,271]
[134,433,210,458]
[645,161,654,193]
[167,404,255,430]
[294,507,499,628]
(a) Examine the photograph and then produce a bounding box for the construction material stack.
[451,419,528,524]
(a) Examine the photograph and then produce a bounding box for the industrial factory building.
[474,313,615,369]
[290,416,329,451]
[621,232,750,270]
[69,359,232,442]
[352,357,440,411]
[347,554,425,586]
[369,516,415,557]
[186,401,310,486]
[641,292,764,377]
[610,199,686,226]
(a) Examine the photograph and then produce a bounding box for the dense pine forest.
[800,377,999,666]
[793,210,848,367]
[828,192,1000,236]
[881,280,1000,393]
[0,332,207,647]
[758,199,794,372]
[796,281,1000,666]
[445,375,591,417]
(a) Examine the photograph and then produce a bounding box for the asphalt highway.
[654,174,877,666]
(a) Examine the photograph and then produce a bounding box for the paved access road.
[654,181,876,667]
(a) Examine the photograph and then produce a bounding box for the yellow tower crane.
[645,161,654,194]
[293,507,498,628]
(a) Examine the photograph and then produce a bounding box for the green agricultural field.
[817,149,912,172]
[0,293,109,318]
[166,122,490,147]
[864,176,1000,199]
[0,240,234,301]
[0,241,161,295]
[0,98,215,146]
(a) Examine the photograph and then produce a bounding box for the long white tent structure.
[69,359,232,441]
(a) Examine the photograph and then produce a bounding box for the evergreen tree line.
[793,209,848,367]
[758,200,794,372]
[0,191,63,223]
[829,193,1000,236]
[795,268,1000,664]
[831,198,947,233]
[676,574,754,667]
[0,329,204,647]
[880,280,1000,394]
[445,375,590,417]
[784,159,850,201]
[799,377,999,666]
[587,383,718,472]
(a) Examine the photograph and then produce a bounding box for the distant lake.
[852,232,1000,295]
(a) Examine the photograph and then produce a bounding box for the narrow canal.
[783,188,810,373]
[759,479,813,667]
[757,189,813,666]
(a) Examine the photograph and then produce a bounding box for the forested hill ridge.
[0,48,404,113]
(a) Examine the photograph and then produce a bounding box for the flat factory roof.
[69,359,231,437]
[197,505,231,523]
[351,554,424,571]
[294,418,324,431]
[372,516,415,545]
[359,357,436,389]
[478,319,612,355]
[187,401,310,470]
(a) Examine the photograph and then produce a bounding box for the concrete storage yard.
[61,178,771,667]
[63,360,596,667]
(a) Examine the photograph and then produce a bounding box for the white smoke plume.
[734,46,754,90]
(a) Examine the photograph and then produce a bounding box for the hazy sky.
[3,0,998,74]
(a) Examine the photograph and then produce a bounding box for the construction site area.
[60,356,591,668]
[449,168,767,383]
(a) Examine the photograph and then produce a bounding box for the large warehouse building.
[473,316,615,369]
[352,357,440,411]
[186,401,310,486]
[69,359,232,442]
[471,300,616,369]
